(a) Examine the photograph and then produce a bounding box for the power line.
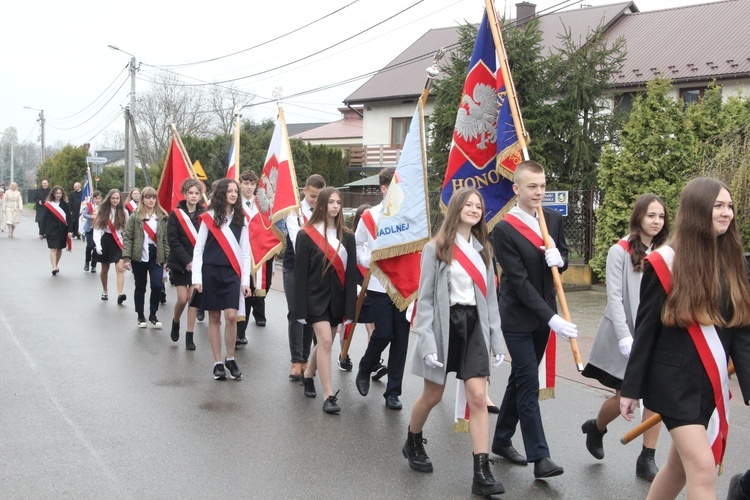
[153,0,362,68]
[46,65,129,122]
[46,76,130,131]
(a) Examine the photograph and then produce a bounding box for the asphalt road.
[1,209,748,499]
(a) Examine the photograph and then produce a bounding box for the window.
[391,117,412,147]
[613,92,640,117]
[679,87,705,108]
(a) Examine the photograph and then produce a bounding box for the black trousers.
[131,245,163,316]
[237,258,273,339]
[358,291,410,398]
[492,327,551,462]
[84,230,98,267]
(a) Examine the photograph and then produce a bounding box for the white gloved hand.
[492,353,505,368]
[424,353,444,369]
[548,314,578,341]
[618,336,633,357]
[540,246,564,268]
[297,319,307,325]
[96,246,103,255]
[343,319,353,326]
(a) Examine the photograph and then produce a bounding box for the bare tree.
[208,83,255,135]
[135,71,215,166]
[98,130,125,150]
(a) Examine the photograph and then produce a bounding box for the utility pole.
[39,109,45,165]
[126,55,136,191]
[124,108,131,191]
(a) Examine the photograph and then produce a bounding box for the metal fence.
[340,188,599,265]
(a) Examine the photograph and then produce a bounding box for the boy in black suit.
[490,160,577,479]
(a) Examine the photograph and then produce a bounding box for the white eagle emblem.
[255,167,278,214]
[455,83,498,150]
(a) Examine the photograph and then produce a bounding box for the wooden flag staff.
[485,0,583,371]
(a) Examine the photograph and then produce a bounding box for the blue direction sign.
[542,190,568,216]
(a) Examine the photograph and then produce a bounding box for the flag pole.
[485,0,583,372]
[233,106,241,182]
[339,51,442,365]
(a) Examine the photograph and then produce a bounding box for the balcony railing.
[348,145,402,168]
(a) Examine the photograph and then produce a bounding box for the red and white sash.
[646,246,730,466]
[126,200,138,214]
[452,235,488,298]
[504,208,556,399]
[107,217,124,249]
[617,238,631,253]
[175,208,198,247]
[143,217,157,243]
[199,212,242,278]
[302,225,347,287]
[44,201,67,225]
[361,209,377,240]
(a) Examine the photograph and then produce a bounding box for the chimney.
[516,2,536,28]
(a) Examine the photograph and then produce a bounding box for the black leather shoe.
[255,320,266,327]
[492,444,527,465]
[355,369,370,396]
[727,473,749,500]
[385,395,402,410]
[635,448,659,482]
[581,419,606,460]
[534,457,564,478]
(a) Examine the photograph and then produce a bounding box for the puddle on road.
[199,400,241,413]
[154,378,197,388]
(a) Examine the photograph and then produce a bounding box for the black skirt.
[200,263,240,311]
[99,232,123,264]
[171,268,192,287]
[445,304,489,380]
[308,302,342,327]
[581,363,623,390]
[46,232,67,250]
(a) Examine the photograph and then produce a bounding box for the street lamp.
[108,44,138,191]
[23,106,45,165]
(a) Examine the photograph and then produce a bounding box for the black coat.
[34,188,50,222]
[167,200,206,273]
[621,263,750,418]
[69,190,82,216]
[491,208,568,333]
[293,229,357,323]
[40,200,72,247]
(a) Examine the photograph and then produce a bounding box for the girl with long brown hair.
[621,178,750,499]
[94,188,127,300]
[294,187,357,414]
[581,193,669,480]
[39,185,73,275]
[122,187,169,327]
[403,187,505,497]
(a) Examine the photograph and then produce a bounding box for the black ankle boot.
[636,446,658,482]
[581,419,606,460]
[171,320,180,342]
[402,427,433,472]
[472,452,505,496]
[185,331,195,351]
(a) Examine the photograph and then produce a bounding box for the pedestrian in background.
[33,179,50,234]
[82,191,102,273]
[581,193,669,481]
[122,187,169,328]
[124,187,140,215]
[4,182,22,238]
[167,178,206,350]
[94,189,127,301]
[69,182,82,238]
[39,185,73,276]
[0,188,6,232]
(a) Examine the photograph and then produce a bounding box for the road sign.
[86,156,108,164]
[545,204,568,216]
[542,191,568,217]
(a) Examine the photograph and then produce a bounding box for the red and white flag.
[248,105,299,295]
[226,116,240,181]
[157,135,193,212]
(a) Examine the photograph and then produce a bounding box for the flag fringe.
[254,290,266,298]
[538,387,555,401]
[371,239,428,262]
[453,418,471,433]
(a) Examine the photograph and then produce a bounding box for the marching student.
[355,167,410,410]
[124,187,141,215]
[93,189,127,302]
[490,160,576,479]
[295,187,357,414]
[402,188,505,496]
[621,177,750,499]
[283,174,325,381]
[122,187,169,328]
[581,193,669,481]
[192,178,251,381]
[167,178,206,349]
[39,185,73,275]
[82,191,102,273]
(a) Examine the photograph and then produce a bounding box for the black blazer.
[167,201,206,273]
[492,208,568,333]
[40,200,72,238]
[293,229,357,322]
[621,263,750,419]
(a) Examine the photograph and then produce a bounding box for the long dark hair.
[352,204,371,232]
[94,189,126,230]
[627,193,669,272]
[46,185,68,203]
[304,187,351,274]
[208,178,244,227]
[664,177,750,328]
[433,187,491,266]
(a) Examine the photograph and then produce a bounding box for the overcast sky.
[0,0,719,150]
